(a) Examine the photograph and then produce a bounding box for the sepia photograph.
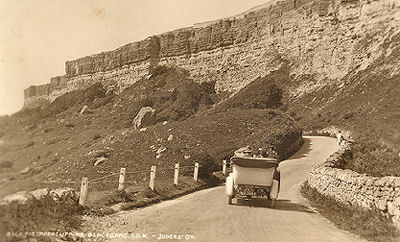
[0,0,399,241]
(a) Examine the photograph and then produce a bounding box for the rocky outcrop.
[0,187,77,206]
[23,0,400,109]
[307,131,400,228]
[132,107,156,130]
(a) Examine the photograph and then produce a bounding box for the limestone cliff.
[24,0,400,108]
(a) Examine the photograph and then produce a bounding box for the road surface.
[82,136,366,242]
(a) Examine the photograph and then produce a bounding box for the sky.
[0,0,268,116]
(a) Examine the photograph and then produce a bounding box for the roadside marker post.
[194,163,199,182]
[174,163,180,186]
[150,166,156,191]
[223,160,227,175]
[118,167,126,191]
[79,177,88,206]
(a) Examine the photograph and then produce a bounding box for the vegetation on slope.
[0,65,301,198]
[207,68,287,114]
[0,65,302,236]
[286,32,400,177]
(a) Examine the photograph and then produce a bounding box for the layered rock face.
[24,0,400,108]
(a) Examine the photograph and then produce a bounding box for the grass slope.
[0,66,301,198]
[0,65,302,236]
[286,33,400,177]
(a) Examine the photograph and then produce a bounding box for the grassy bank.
[85,174,224,216]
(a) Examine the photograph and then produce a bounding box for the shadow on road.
[233,198,314,213]
[285,137,312,161]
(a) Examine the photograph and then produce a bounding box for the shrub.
[150,65,168,76]
[121,65,217,122]
[36,82,106,119]
[64,122,74,128]
[191,152,218,177]
[91,95,114,109]
[92,134,101,140]
[209,67,288,114]
[200,80,216,95]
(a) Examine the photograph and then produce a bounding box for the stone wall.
[0,188,80,236]
[23,0,400,108]
[307,131,400,227]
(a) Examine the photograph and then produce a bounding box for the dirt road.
[82,136,366,242]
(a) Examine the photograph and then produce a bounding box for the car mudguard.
[270,180,279,200]
[225,173,234,197]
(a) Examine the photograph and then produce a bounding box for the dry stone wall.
[307,130,400,227]
[0,188,79,235]
[23,0,400,108]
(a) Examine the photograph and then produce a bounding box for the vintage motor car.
[225,156,280,207]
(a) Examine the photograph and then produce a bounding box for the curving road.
[82,136,366,242]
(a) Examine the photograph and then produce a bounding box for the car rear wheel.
[228,196,233,205]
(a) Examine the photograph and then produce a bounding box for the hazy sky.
[0,0,268,115]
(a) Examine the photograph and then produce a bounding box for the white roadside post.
[174,163,180,186]
[118,168,126,191]
[79,177,88,206]
[149,166,156,191]
[194,163,199,182]
[223,160,227,175]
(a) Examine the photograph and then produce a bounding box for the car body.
[225,156,280,207]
